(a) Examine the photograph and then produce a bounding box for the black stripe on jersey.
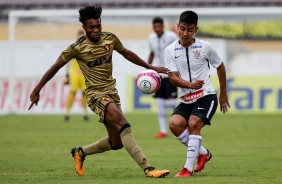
[71,36,86,49]
[207,59,211,78]
[102,32,117,38]
[91,97,105,111]
[186,48,192,82]
[96,100,106,111]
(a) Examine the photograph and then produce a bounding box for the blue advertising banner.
[127,76,282,113]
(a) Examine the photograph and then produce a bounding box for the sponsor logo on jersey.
[175,47,183,51]
[193,49,201,59]
[87,55,112,68]
[191,46,202,49]
[180,90,204,102]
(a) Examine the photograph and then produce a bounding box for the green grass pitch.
[0,113,282,184]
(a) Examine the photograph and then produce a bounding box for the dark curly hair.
[79,5,102,24]
[152,16,163,24]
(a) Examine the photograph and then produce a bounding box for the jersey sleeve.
[61,43,79,62]
[164,47,178,72]
[207,43,222,68]
[113,35,124,52]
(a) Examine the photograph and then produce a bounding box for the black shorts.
[172,94,218,125]
[153,77,177,99]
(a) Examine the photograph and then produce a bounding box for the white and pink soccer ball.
[136,69,161,94]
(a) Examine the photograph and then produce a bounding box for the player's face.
[83,18,102,42]
[153,23,164,37]
[178,22,198,47]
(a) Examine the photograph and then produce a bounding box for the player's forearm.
[169,75,192,88]
[217,63,227,94]
[124,49,151,69]
[148,52,154,64]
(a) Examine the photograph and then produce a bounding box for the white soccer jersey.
[164,38,222,104]
[148,30,178,68]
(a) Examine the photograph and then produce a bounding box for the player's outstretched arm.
[28,56,67,110]
[217,62,230,113]
[118,48,169,74]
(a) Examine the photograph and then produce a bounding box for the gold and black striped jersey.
[61,32,124,100]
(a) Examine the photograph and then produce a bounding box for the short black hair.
[179,10,198,25]
[152,16,164,24]
[79,5,102,24]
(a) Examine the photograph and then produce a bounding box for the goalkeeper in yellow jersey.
[64,30,89,121]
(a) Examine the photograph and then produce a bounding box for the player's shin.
[175,129,207,154]
[156,98,167,134]
[184,135,202,172]
[119,124,150,170]
[82,136,113,155]
[176,129,189,146]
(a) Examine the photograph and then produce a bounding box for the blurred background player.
[64,29,89,121]
[147,17,178,138]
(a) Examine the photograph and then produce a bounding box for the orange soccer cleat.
[71,147,86,176]
[144,166,170,178]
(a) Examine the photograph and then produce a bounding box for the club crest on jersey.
[193,49,201,59]
[104,44,111,52]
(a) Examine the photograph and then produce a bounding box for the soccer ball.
[136,69,161,94]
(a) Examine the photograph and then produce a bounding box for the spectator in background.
[148,17,178,139]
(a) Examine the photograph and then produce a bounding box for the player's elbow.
[169,78,178,87]
[120,48,132,60]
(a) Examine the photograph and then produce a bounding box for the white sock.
[156,98,167,133]
[176,129,189,146]
[176,130,208,154]
[184,135,202,172]
[199,145,208,155]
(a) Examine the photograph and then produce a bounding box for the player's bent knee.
[109,139,123,150]
[169,119,184,130]
[188,118,203,133]
[169,120,184,136]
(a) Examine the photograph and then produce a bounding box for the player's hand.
[219,91,230,114]
[149,65,169,74]
[64,73,70,85]
[28,89,40,110]
[190,80,205,89]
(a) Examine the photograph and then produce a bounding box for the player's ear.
[196,26,199,33]
[82,24,86,31]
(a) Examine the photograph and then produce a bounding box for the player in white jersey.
[148,17,178,139]
[164,10,230,177]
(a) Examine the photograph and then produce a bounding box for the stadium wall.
[1,38,282,114]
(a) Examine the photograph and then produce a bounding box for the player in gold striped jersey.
[29,5,170,178]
